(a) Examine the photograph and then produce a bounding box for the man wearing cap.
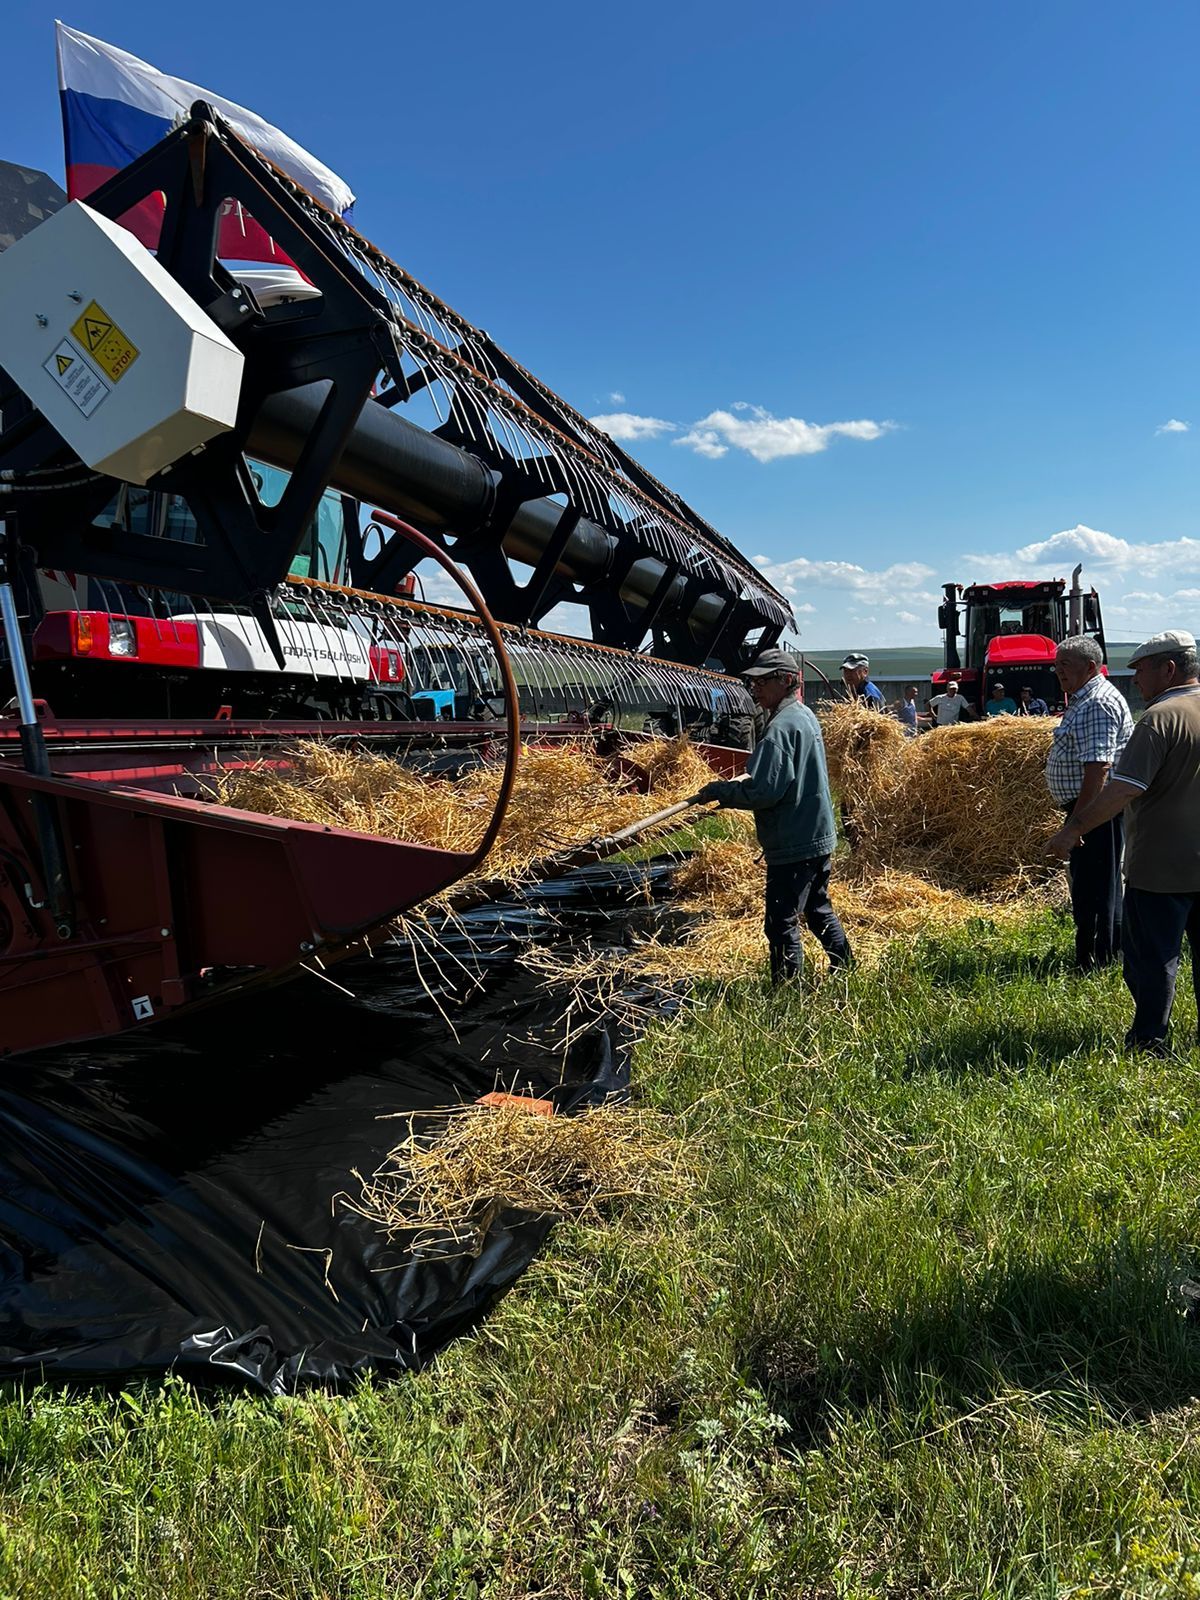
[841,653,885,711]
[1015,685,1050,716]
[986,682,1017,716]
[929,680,974,725]
[1048,630,1200,1050]
[690,649,853,983]
[1045,635,1133,971]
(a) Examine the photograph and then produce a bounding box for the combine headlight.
[108,618,137,657]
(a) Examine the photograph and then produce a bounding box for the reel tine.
[260,161,792,640]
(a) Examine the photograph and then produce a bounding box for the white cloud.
[536,600,592,637]
[608,391,626,405]
[794,602,817,614]
[968,523,1200,581]
[412,561,468,607]
[1119,588,1200,604]
[1157,418,1190,434]
[588,411,676,442]
[750,555,935,600]
[674,406,895,464]
[675,424,729,460]
[588,401,898,463]
[959,520,1200,643]
[895,611,922,626]
[1012,524,1135,566]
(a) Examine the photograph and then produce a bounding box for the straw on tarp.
[209,736,716,893]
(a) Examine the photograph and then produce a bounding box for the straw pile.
[210,735,712,888]
[520,707,1061,989]
[633,702,1064,979]
[820,704,1058,894]
[212,712,1059,985]
[621,734,715,795]
[672,831,762,919]
[820,700,909,805]
[337,1099,689,1256]
[586,833,1022,983]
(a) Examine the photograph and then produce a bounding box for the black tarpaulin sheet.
[0,864,673,1393]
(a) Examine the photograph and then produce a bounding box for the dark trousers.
[1063,806,1123,968]
[764,856,853,983]
[1122,885,1200,1051]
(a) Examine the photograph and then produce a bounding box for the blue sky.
[5,1,1198,647]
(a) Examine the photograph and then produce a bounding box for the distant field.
[802,643,1142,677]
[802,645,943,678]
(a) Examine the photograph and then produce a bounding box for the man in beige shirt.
[1048,629,1200,1053]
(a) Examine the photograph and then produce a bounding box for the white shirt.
[931,692,970,725]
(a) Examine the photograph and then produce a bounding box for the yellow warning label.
[55,354,73,376]
[70,300,139,384]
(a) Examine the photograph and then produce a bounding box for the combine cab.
[934,565,1106,713]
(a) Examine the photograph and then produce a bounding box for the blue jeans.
[1122,885,1200,1052]
[764,856,853,983]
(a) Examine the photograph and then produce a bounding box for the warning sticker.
[43,339,110,416]
[69,299,140,383]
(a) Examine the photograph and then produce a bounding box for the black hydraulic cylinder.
[249,386,737,641]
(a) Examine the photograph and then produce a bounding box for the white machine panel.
[0,200,243,485]
[176,611,372,680]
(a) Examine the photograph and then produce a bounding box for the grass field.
[4,909,1200,1598]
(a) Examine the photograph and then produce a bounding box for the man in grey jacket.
[690,649,853,982]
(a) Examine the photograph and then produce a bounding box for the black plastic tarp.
[0,864,673,1392]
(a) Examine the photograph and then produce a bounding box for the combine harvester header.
[0,101,791,670]
[0,99,795,1055]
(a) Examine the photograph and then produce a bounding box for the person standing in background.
[1047,630,1200,1050]
[840,652,885,711]
[930,679,974,725]
[1044,635,1133,970]
[895,684,923,736]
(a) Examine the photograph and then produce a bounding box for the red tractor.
[933,564,1106,714]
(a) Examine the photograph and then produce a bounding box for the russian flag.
[56,21,355,266]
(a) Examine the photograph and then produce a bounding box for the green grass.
[5,913,1200,1598]
[610,808,743,863]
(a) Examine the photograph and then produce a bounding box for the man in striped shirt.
[1049,630,1200,1053]
[1044,635,1133,970]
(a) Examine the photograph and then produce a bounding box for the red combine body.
[933,565,1107,713]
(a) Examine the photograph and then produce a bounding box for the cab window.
[250,462,347,583]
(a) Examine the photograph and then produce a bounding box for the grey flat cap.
[742,648,802,678]
[1128,629,1197,665]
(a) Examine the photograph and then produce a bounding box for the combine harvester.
[0,105,794,1055]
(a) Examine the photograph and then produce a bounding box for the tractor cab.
[934,567,1105,714]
